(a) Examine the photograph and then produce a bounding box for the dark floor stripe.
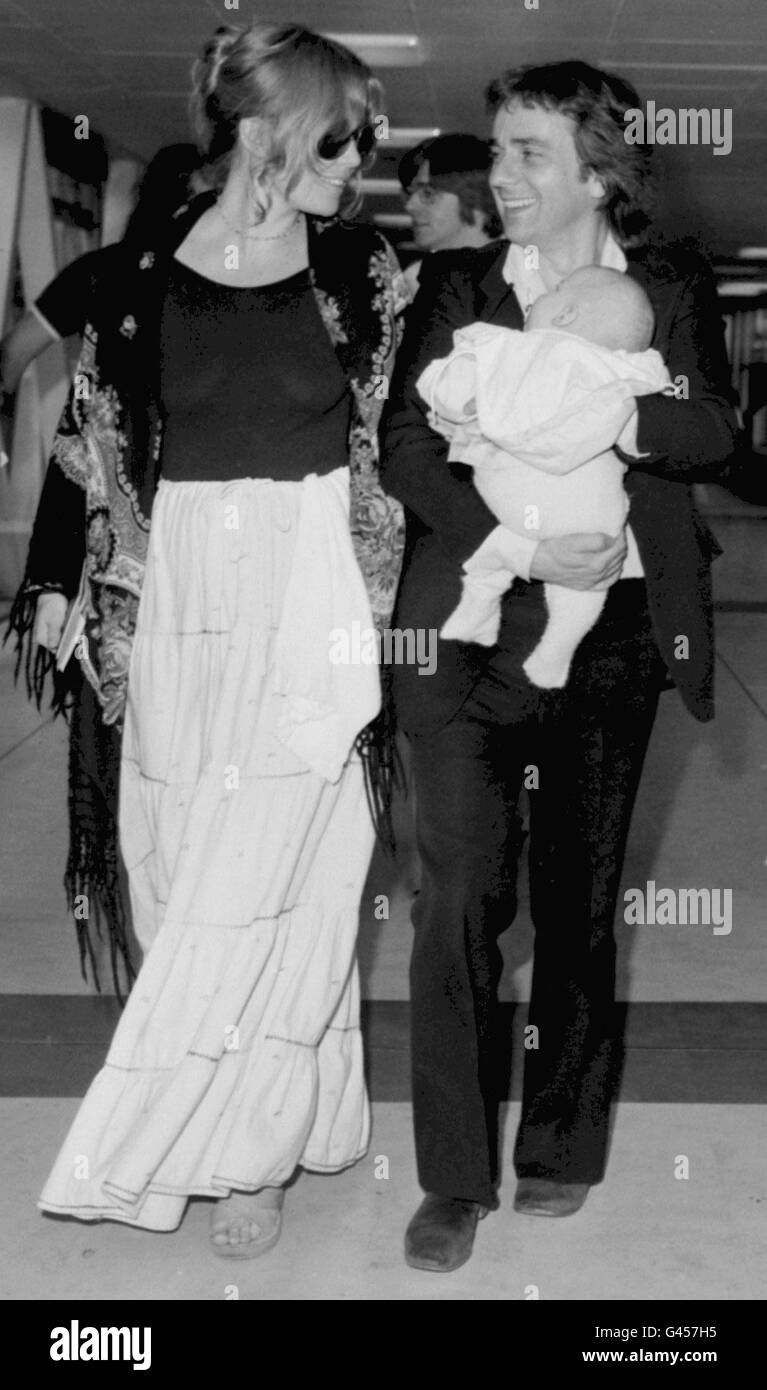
[0,997,765,1101]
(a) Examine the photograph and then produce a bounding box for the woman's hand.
[529,532,627,591]
[33,592,68,652]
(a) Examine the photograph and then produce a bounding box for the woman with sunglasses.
[13,19,406,1259]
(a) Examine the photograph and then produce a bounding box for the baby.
[417,265,673,687]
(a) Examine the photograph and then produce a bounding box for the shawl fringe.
[4,594,135,1003]
[64,674,136,1004]
[64,816,135,1005]
[4,586,74,715]
[354,667,405,857]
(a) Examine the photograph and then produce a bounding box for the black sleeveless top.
[159,260,351,482]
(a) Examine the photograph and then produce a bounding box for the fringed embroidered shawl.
[9,194,407,997]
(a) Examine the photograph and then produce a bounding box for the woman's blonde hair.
[190,20,382,220]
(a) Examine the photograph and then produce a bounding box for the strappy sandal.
[209,1186,285,1259]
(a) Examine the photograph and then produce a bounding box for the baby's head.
[526,266,655,352]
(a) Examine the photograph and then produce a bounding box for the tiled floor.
[1,484,766,1300]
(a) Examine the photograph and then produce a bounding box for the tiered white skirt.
[39,475,375,1230]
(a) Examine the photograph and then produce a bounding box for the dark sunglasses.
[317,123,376,161]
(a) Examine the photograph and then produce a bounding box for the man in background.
[399,133,502,296]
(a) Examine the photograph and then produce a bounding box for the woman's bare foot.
[209,1186,285,1259]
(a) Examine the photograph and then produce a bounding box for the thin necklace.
[216,204,303,241]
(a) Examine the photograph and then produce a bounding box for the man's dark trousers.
[407,578,669,1210]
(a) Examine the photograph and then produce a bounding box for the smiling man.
[381,60,737,1273]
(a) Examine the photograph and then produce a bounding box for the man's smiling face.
[489,101,605,258]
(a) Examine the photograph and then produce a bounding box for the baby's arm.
[417,350,480,429]
[474,335,669,476]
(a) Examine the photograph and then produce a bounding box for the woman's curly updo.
[190,20,382,219]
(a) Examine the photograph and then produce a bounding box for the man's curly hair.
[486,60,656,248]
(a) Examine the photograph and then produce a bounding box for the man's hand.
[33,592,68,652]
[529,532,627,591]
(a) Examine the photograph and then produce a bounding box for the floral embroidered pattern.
[311,282,349,345]
[94,585,140,726]
[343,236,405,635]
[86,506,117,575]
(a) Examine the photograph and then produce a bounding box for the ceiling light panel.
[322,34,425,67]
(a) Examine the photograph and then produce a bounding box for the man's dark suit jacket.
[380,239,738,732]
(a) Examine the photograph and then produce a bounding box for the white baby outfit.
[417,316,671,688]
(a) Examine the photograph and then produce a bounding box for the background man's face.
[404,163,468,251]
[489,101,604,257]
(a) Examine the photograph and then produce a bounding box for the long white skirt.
[39,475,375,1230]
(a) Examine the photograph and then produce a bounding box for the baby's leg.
[440,567,514,647]
[523,584,607,688]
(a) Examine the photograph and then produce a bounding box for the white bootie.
[440,569,513,646]
[522,641,573,689]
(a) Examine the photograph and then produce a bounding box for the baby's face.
[526,288,567,333]
[525,269,652,351]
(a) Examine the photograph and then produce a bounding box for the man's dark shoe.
[513,1178,590,1217]
[405,1193,488,1271]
